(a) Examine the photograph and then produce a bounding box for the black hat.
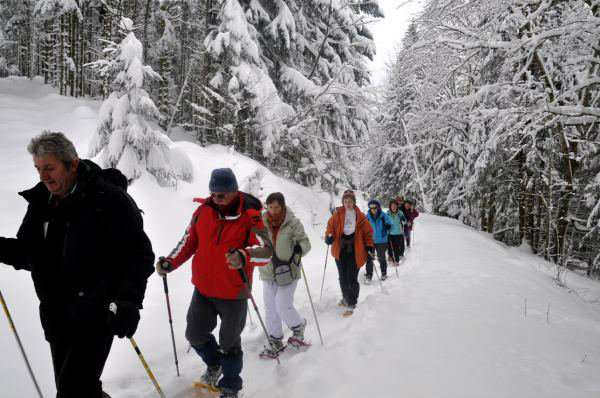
[209,168,238,192]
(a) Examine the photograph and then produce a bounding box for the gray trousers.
[185,288,247,352]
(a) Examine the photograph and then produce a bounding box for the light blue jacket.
[366,209,393,244]
[386,210,407,235]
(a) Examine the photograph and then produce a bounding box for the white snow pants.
[262,279,303,339]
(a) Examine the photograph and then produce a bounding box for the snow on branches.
[88,18,192,187]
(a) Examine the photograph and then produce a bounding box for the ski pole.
[319,244,329,301]
[0,289,44,398]
[158,258,180,377]
[230,250,281,365]
[413,222,416,244]
[301,265,324,345]
[247,306,255,327]
[109,303,166,398]
[369,251,385,293]
[388,238,400,279]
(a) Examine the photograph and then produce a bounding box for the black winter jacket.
[0,160,154,341]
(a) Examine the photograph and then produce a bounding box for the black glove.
[293,242,303,256]
[367,246,375,256]
[155,256,172,277]
[110,301,140,339]
[325,235,334,245]
[385,224,392,231]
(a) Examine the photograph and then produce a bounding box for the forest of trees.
[367,0,600,278]
[0,0,382,191]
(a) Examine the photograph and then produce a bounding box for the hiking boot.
[219,387,239,398]
[381,274,388,281]
[364,275,372,284]
[291,319,307,342]
[338,298,349,307]
[343,305,356,317]
[260,335,285,358]
[199,365,222,387]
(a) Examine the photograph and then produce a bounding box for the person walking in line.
[386,200,407,265]
[0,131,154,398]
[258,192,312,358]
[365,200,393,282]
[156,168,272,398]
[325,190,374,317]
[402,200,420,248]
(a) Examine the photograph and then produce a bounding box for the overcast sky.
[367,0,424,86]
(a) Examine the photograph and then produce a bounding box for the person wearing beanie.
[156,167,273,398]
[324,189,374,317]
[365,199,393,282]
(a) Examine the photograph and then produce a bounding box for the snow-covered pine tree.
[88,17,192,186]
[203,0,295,159]
[372,0,600,276]
[153,3,180,130]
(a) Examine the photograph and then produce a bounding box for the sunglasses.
[211,193,226,199]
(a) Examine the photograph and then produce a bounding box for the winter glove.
[385,224,392,231]
[366,246,375,258]
[109,301,140,339]
[325,235,334,245]
[293,242,303,256]
[292,242,302,264]
[155,256,172,277]
[225,249,246,269]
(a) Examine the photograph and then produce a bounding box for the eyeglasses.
[211,193,226,199]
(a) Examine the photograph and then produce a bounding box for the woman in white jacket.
[259,192,311,358]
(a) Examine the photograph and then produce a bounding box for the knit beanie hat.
[341,189,356,204]
[367,199,381,209]
[209,168,238,192]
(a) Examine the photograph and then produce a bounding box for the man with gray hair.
[0,131,154,398]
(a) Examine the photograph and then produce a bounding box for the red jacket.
[168,192,272,299]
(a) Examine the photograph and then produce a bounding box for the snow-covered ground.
[1,77,600,398]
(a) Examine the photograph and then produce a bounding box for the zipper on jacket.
[216,223,225,244]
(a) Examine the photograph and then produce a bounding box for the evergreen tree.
[88,17,192,186]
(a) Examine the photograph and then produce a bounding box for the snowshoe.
[219,387,239,398]
[259,336,286,359]
[193,381,220,394]
[381,274,388,281]
[288,336,311,350]
[342,307,355,317]
[194,365,222,392]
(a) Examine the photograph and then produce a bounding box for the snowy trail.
[1,77,600,398]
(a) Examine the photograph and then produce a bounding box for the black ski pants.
[50,332,114,398]
[388,234,405,261]
[365,243,388,277]
[335,245,360,307]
